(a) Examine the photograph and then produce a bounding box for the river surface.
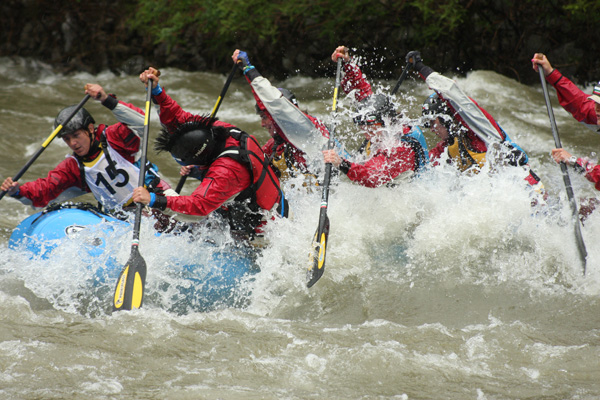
[1,56,599,399]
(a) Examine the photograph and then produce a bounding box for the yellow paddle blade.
[131,271,144,309]
[113,266,129,309]
[317,232,327,270]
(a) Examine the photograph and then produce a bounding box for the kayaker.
[1,83,174,213]
[133,68,286,239]
[406,50,544,194]
[231,49,330,185]
[320,46,429,187]
[531,53,600,134]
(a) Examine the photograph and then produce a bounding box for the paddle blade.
[113,247,147,311]
[307,216,330,288]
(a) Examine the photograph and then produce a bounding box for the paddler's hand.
[531,53,553,76]
[132,186,151,205]
[331,46,350,62]
[551,148,574,165]
[1,177,19,195]
[405,50,422,66]
[139,67,161,88]
[232,49,245,65]
[322,149,342,167]
[179,165,197,176]
[84,83,108,102]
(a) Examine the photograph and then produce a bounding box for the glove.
[237,51,252,68]
[405,51,422,65]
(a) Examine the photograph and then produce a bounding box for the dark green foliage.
[0,0,598,84]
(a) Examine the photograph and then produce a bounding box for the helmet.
[54,106,95,137]
[171,129,215,166]
[352,94,396,126]
[155,116,218,166]
[255,88,299,114]
[278,88,299,107]
[421,93,453,128]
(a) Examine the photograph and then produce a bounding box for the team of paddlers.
[2,48,600,240]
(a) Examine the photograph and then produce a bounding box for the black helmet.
[54,106,95,137]
[155,115,220,166]
[255,87,299,114]
[352,94,396,126]
[421,93,454,128]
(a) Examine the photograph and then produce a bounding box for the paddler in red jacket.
[532,53,600,134]
[406,50,544,194]
[133,68,286,238]
[321,46,430,188]
[1,83,172,212]
[532,53,600,215]
[532,54,600,186]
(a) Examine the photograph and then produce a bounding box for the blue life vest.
[400,126,429,174]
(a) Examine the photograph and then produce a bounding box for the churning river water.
[0,56,599,399]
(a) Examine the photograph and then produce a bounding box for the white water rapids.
[0,57,599,399]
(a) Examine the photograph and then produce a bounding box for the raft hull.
[8,203,258,313]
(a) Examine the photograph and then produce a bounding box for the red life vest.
[220,129,282,211]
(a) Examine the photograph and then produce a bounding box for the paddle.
[307,58,343,288]
[113,80,153,311]
[174,63,239,193]
[0,94,91,201]
[537,67,588,274]
[391,62,413,96]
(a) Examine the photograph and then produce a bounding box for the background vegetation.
[1,0,599,84]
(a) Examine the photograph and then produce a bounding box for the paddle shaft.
[131,82,153,242]
[538,67,587,273]
[175,63,239,193]
[319,58,343,219]
[307,58,343,288]
[0,94,91,201]
[391,63,413,96]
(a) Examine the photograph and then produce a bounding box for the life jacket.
[218,129,284,214]
[73,130,162,210]
[399,126,429,174]
[446,135,487,172]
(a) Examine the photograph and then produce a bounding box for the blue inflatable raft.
[8,202,259,314]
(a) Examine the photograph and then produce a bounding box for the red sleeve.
[154,90,235,131]
[341,62,373,102]
[581,162,600,191]
[346,144,415,188]
[165,152,251,216]
[262,137,276,158]
[18,157,86,207]
[429,140,448,163]
[154,90,197,128]
[547,69,598,125]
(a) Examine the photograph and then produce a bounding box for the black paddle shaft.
[391,63,413,96]
[0,94,91,201]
